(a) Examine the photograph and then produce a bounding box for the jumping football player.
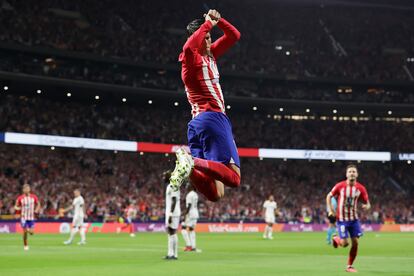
[170,9,241,202]
[326,164,371,273]
[15,184,41,251]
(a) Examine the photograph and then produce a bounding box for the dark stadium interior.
[1,0,414,225]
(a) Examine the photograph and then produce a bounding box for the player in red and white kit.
[326,164,371,273]
[14,184,41,251]
[117,202,137,237]
[170,9,241,202]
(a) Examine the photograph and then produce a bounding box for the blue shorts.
[123,217,132,224]
[337,220,363,239]
[21,219,35,229]
[188,112,240,167]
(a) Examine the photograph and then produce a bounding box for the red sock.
[348,244,358,266]
[129,224,134,234]
[190,169,220,202]
[121,224,129,230]
[193,158,240,188]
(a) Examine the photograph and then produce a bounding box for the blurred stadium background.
[1,0,414,275]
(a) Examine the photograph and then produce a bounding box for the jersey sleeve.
[16,196,22,207]
[329,183,341,197]
[359,185,369,203]
[262,201,267,208]
[33,195,39,205]
[211,18,241,59]
[179,20,213,64]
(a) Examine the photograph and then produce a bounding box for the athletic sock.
[193,158,240,188]
[348,244,358,266]
[190,169,220,202]
[168,235,173,257]
[68,228,78,242]
[80,227,86,242]
[181,229,191,247]
[172,234,178,258]
[189,230,196,249]
[268,226,273,238]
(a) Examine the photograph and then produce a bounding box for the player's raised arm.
[211,14,241,59]
[181,12,217,62]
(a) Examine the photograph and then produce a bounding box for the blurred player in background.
[181,185,200,252]
[326,164,371,273]
[262,195,278,240]
[15,184,40,251]
[117,201,137,237]
[170,9,241,202]
[164,171,181,260]
[63,189,87,245]
[326,196,337,244]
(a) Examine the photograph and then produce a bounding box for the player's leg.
[186,112,241,201]
[333,221,349,248]
[65,225,79,245]
[346,237,359,272]
[267,223,274,239]
[78,222,87,245]
[181,222,192,251]
[327,218,336,244]
[165,218,179,260]
[346,220,363,272]
[189,226,196,251]
[23,228,29,250]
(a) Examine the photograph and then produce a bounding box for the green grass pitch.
[1,232,413,276]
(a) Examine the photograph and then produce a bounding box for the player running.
[164,171,181,260]
[170,9,241,202]
[63,189,87,245]
[326,196,337,245]
[326,164,371,273]
[14,184,41,251]
[117,201,137,237]
[181,185,200,252]
[262,195,278,240]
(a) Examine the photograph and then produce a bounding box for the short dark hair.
[186,19,204,36]
[346,164,357,171]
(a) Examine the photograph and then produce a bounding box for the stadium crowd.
[0,0,414,82]
[2,52,414,103]
[0,144,413,224]
[1,94,414,152]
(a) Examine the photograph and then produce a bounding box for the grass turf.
[0,232,413,276]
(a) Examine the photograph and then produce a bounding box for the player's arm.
[14,198,21,218]
[168,197,177,224]
[182,13,216,63]
[211,14,241,59]
[326,193,335,217]
[360,186,371,211]
[35,198,41,215]
[185,203,191,217]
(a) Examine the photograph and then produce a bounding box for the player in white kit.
[164,171,181,260]
[262,195,278,240]
[64,189,87,245]
[181,185,200,252]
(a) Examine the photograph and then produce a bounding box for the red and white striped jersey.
[179,18,240,118]
[16,194,39,220]
[329,181,369,222]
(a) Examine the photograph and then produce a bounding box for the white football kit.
[263,200,277,224]
[72,196,85,227]
[165,184,181,229]
[184,191,199,228]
